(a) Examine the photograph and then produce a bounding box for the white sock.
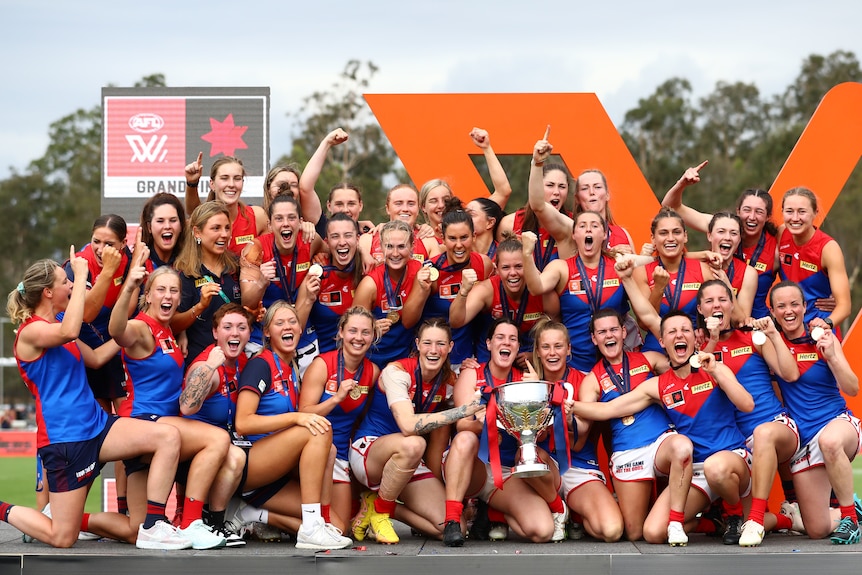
[239,503,268,524]
[301,503,323,529]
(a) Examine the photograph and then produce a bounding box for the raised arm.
[184,151,204,216]
[528,126,574,243]
[750,316,799,382]
[616,258,662,338]
[298,128,349,224]
[469,128,512,209]
[660,161,712,233]
[521,232,564,295]
[108,262,150,351]
[449,271,486,328]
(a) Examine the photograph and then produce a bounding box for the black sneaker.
[830,517,861,545]
[214,522,247,547]
[722,515,743,545]
[443,520,465,547]
[701,501,726,537]
[468,500,490,540]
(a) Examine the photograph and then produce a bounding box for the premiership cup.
[493,380,554,477]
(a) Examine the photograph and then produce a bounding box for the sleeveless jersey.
[423,252,487,364]
[121,313,185,418]
[656,368,746,462]
[513,208,558,270]
[16,316,107,447]
[368,228,430,266]
[366,259,422,367]
[559,255,629,371]
[776,336,852,444]
[739,232,777,319]
[476,276,547,363]
[309,264,358,354]
[183,345,248,430]
[228,204,258,257]
[238,349,301,443]
[592,352,672,452]
[316,351,376,459]
[706,330,783,438]
[642,257,703,352]
[476,364,526,467]
[778,228,836,326]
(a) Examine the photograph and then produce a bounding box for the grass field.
[0,457,102,513]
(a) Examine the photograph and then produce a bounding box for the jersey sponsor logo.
[412,254,425,262]
[731,346,752,357]
[194,277,209,288]
[523,312,543,321]
[113,276,124,286]
[754,262,768,272]
[600,375,616,393]
[629,364,650,376]
[567,279,583,293]
[615,459,644,473]
[796,352,818,362]
[681,282,701,290]
[320,291,342,305]
[691,381,713,394]
[799,260,818,272]
[296,262,310,272]
[235,234,254,245]
[158,338,175,354]
[663,390,685,409]
[602,278,620,288]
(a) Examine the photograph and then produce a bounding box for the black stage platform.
[2,520,861,575]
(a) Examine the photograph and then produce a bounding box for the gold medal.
[387,310,400,324]
[349,386,362,400]
[428,267,439,281]
[621,415,635,426]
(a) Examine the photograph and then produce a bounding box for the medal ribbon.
[602,354,631,395]
[574,256,605,313]
[659,257,686,311]
[413,362,445,414]
[483,364,514,489]
[433,253,470,273]
[383,265,405,313]
[337,350,366,399]
[272,353,300,411]
[498,280,529,325]
[273,237,299,304]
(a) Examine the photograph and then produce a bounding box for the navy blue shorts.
[39,415,118,493]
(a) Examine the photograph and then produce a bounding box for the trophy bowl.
[493,380,554,477]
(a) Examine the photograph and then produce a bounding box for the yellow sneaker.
[368,508,400,544]
[352,491,376,541]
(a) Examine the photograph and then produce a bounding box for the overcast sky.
[3,1,861,177]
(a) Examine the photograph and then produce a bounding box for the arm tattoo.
[180,365,217,411]
[412,404,471,435]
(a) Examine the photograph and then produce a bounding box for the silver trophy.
[493,380,554,477]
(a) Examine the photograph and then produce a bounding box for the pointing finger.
[542,124,550,141]
[695,160,708,172]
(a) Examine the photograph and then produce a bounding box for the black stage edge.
[3,522,862,575]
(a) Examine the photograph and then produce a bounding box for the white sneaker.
[22,503,51,543]
[488,522,509,541]
[780,500,806,534]
[552,506,569,542]
[78,530,100,541]
[179,519,227,549]
[667,521,688,547]
[136,521,193,550]
[739,520,765,547]
[295,521,352,550]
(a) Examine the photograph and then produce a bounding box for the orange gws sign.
[366,83,862,408]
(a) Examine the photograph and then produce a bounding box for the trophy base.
[510,462,550,478]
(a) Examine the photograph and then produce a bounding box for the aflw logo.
[126,113,168,163]
[126,134,168,163]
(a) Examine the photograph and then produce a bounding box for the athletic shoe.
[368,505,399,544]
[552,506,569,542]
[854,494,862,523]
[213,523,247,547]
[77,530,100,541]
[179,519,227,550]
[722,514,743,545]
[250,522,285,542]
[488,522,508,541]
[780,500,805,534]
[830,517,861,545]
[739,520,765,547]
[22,503,51,543]
[667,521,688,547]
[352,491,376,541]
[136,521,193,550]
[468,499,490,540]
[443,520,465,547]
[295,521,352,550]
[567,520,585,541]
[700,501,725,536]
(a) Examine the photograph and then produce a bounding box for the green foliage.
[281,60,398,222]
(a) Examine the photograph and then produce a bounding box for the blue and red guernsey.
[184,344,248,430]
[739,232,777,319]
[317,351,376,459]
[778,228,836,326]
[642,258,703,353]
[121,313,184,418]
[238,349,301,442]
[16,316,107,448]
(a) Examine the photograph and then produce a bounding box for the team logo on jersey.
[731,346,752,357]
[663,390,685,409]
[568,280,583,293]
[382,296,403,312]
[440,284,460,298]
[691,381,713,394]
[320,291,342,305]
[800,261,818,272]
[600,375,616,393]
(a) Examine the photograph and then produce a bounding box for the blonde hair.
[530,318,570,380]
[335,306,381,348]
[174,201,238,278]
[139,266,181,312]
[6,259,60,324]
